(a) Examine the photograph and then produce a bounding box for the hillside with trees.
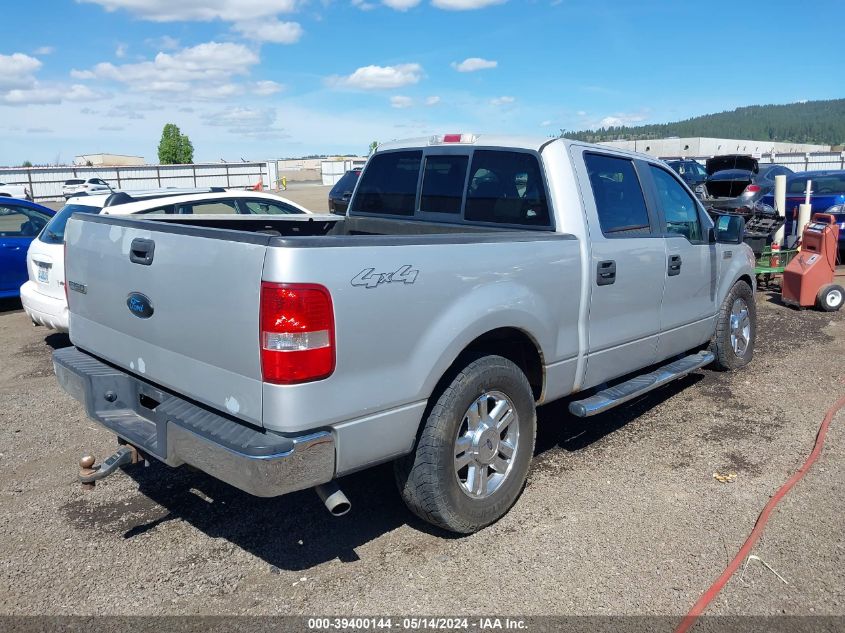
[561,99,845,146]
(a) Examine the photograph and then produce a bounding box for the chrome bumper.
[53,346,335,497]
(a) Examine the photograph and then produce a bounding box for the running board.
[569,350,714,418]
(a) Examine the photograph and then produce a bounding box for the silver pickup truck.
[54,135,756,534]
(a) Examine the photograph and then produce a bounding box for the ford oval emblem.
[126,293,154,319]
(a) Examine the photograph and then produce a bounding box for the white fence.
[0,162,274,200]
[321,159,367,186]
[665,151,845,173]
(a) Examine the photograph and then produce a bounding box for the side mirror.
[713,214,745,244]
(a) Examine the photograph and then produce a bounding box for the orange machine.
[781,213,843,311]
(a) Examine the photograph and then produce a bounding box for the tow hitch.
[79,445,143,489]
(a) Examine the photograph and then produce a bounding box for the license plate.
[37,264,49,283]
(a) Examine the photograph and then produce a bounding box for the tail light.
[744,184,761,194]
[260,282,335,384]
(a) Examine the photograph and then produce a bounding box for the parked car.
[703,155,792,212]
[54,134,754,534]
[760,170,845,246]
[665,159,708,197]
[0,198,54,299]
[0,181,32,201]
[21,189,309,331]
[328,169,362,215]
[62,178,112,199]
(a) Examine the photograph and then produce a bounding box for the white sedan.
[0,181,32,200]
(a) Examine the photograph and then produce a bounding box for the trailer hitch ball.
[80,455,97,490]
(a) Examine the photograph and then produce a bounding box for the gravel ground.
[0,286,843,622]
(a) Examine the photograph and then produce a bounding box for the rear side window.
[330,171,360,197]
[420,155,468,214]
[39,204,100,243]
[464,151,549,226]
[351,151,421,216]
[584,154,651,236]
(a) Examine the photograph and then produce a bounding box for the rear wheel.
[711,280,756,371]
[817,284,844,312]
[395,355,536,534]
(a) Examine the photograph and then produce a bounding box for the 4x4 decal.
[351,265,419,289]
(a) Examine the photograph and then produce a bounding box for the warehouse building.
[74,153,145,166]
[598,137,830,159]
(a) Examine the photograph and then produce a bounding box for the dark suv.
[328,169,362,215]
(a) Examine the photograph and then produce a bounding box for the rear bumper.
[20,281,69,331]
[53,346,336,497]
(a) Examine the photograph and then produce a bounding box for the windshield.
[39,203,100,244]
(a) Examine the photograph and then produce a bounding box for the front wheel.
[710,280,756,371]
[817,284,844,312]
[395,355,536,534]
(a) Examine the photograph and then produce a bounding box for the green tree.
[369,141,379,155]
[158,123,195,164]
[21,160,33,168]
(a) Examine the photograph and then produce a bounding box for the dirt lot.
[0,288,843,621]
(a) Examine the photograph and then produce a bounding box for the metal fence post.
[156,166,161,187]
[116,168,121,189]
[27,169,34,199]
[225,164,231,188]
[192,164,197,187]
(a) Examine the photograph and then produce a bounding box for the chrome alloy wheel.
[729,297,751,356]
[454,390,519,499]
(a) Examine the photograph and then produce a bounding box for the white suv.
[62,178,113,199]
[21,189,310,331]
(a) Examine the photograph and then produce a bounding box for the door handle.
[668,254,682,276]
[597,260,616,286]
[129,238,155,265]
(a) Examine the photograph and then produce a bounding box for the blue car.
[760,170,845,246]
[0,198,55,299]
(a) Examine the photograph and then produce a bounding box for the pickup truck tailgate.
[64,215,268,426]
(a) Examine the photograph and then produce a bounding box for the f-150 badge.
[351,265,419,289]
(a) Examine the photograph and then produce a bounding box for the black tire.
[817,284,844,312]
[710,280,756,371]
[395,355,536,534]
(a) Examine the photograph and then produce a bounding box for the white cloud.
[0,53,42,90]
[78,0,299,22]
[145,35,180,50]
[425,95,440,106]
[351,0,377,9]
[490,95,515,106]
[253,80,284,95]
[390,95,413,109]
[71,42,259,99]
[329,63,423,90]
[597,113,647,128]
[382,0,422,9]
[115,43,128,58]
[432,0,506,9]
[2,84,107,106]
[540,120,552,127]
[451,57,497,72]
[33,46,55,55]
[233,19,303,44]
[202,106,286,138]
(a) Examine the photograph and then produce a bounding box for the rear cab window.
[349,147,552,229]
[39,204,101,244]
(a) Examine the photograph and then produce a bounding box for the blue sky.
[1,0,843,165]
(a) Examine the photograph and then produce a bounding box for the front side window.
[649,166,703,242]
[0,205,51,237]
[464,151,549,226]
[350,151,422,216]
[241,199,303,215]
[177,199,240,215]
[584,154,651,236]
[420,155,468,214]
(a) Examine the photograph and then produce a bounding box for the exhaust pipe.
[315,481,351,516]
